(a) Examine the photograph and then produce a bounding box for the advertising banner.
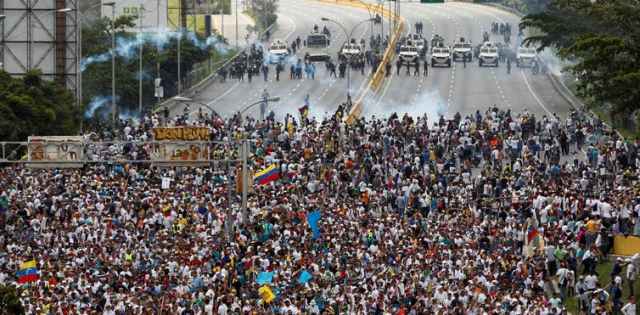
[27,136,85,168]
[151,127,212,165]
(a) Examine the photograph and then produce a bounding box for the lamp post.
[59,3,104,133]
[235,0,239,49]
[138,5,145,115]
[378,0,384,42]
[177,28,182,94]
[103,1,117,124]
[321,17,375,100]
[173,96,219,117]
[0,15,5,71]
[239,96,281,118]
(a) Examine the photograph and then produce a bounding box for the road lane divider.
[312,0,405,124]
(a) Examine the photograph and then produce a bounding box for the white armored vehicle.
[478,42,499,67]
[408,33,427,57]
[339,40,363,60]
[430,35,451,67]
[452,37,473,62]
[399,40,420,65]
[306,31,331,62]
[268,40,289,64]
[516,46,537,68]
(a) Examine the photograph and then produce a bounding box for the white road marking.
[520,69,552,115]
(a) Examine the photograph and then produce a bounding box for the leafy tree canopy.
[82,15,215,120]
[0,70,80,141]
[521,0,640,117]
[0,284,25,314]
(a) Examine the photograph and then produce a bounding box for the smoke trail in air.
[81,29,230,71]
[84,96,112,119]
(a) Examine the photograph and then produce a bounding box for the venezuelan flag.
[16,260,39,284]
[527,226,539,243]
[299,105,309,119]
[254,164,280,185]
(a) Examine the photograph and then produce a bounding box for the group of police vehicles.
[267,24,371,65]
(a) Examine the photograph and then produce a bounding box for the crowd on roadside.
[2,106,640,314]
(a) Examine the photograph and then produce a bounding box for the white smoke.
[81,30,230,71]
[360,88,448,121]
[85,96,112,119]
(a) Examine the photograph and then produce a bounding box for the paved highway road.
[173,0,389,120]
[176,1,573,121]
[369,1,574,119]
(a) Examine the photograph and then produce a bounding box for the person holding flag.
[299,94,310,123]
[16,259,39,284]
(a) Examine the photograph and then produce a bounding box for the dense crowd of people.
[2,106,640,314]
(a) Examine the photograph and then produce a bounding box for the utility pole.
[0,15,5,71]
[177,29,181,94]
[220,0,225,39]
[105,2,117,124]
[388,0,392,39]
[138,5,144,114]
[155,0,163,104]
[241,140,249,223]
[225,159,234,240]
[235,0,239,49]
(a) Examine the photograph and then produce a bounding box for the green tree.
[0,285,25,315]
[81,15,215,120]
[521,0,640,120]
[247,0,279,31]
[0,70,80,141]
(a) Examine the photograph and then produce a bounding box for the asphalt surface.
[370,1,574,120]
[180,1,574,121]
[175,0,389,120]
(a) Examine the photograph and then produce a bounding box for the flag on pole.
[258,285,276,303]
[16,260,39,284]
[256,271,274,285]
[524,225,544,257]
[298,270,313,284]
[527,225,539,243]
[254,164,280,185]
[299,105,309,119]
[307,210,321,240]
[299,94,310,119]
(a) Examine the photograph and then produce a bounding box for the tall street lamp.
[177,28,182,95]
[321,17,375,100]
[173,96,219,117]
[240,96,281,118]
[103,1,117,124]
[0,15,5,70]
[138,5,145,115]
[59,3,105,133]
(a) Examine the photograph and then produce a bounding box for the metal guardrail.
[1,140,242,166]
[343,1,405,124]
[312,0,404,124]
